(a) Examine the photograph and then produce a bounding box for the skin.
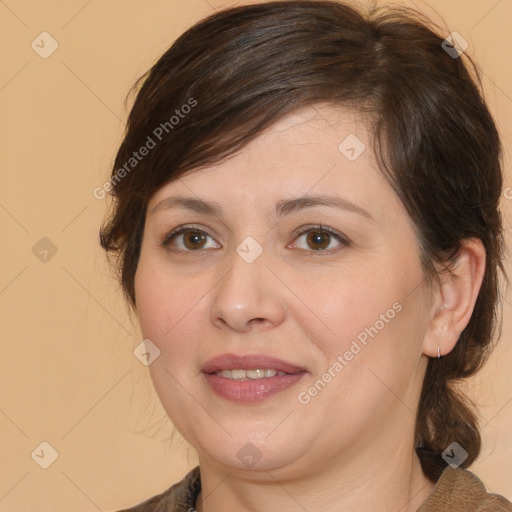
[134,105,486,512]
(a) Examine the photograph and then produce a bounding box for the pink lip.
[201,353,305,374]
[201,353,307,403]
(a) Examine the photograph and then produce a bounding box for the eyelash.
[160,224,350,256]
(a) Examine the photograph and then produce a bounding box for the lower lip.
[203,372,307,403]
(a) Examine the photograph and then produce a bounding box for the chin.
[196,434,309,475]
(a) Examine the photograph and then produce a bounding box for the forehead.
[149,104,385,204]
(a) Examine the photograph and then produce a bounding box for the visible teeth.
[214,369,288,380]
[231,369,247,379]
[246,369,266,379]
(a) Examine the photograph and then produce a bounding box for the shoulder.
[419,466,512,512]
[113,466,201,512]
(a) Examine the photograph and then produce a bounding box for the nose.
[209,246,286,333]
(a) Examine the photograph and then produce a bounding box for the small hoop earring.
[437,346,441,359]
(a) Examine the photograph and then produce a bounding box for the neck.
[195,444,435,512]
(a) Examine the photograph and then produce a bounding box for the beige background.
[1,0,511,510]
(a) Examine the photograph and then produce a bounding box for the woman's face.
[134,106,434,477]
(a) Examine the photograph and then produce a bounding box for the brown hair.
[99,0,507,481]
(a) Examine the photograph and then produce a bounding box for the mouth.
[213,368,290,380]
[201,353,307,403]
[202,353,306,375]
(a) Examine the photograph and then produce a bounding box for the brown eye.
[305,231,331,251]
[162,225,349,255]
[182,231,207,250]
[161,227,220,253]
[292,226,349,253]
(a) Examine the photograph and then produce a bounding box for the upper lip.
[202,353,306,374]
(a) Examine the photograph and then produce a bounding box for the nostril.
[248,318,267,327]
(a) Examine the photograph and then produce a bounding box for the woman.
[100,1,511,510]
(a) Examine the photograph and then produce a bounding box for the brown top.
[115,465,512,512]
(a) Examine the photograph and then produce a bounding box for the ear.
[422,238,486,358]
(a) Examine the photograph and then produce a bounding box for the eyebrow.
[150,194,375,224]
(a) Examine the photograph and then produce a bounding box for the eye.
[161,225,220,253]
[160,224,350,255]
[290,225,349,253]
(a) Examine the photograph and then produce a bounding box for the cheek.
[302,257,426,371]
[134,259,207,422]
[292,262,397,352]
[134,254,215,378]
[135,254,196,337]
[135,257,183,350]
[134,261,165,338]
